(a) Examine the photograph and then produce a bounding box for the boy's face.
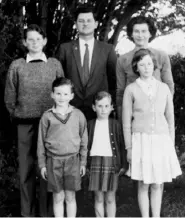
[92,96,113,120]
[76,12,98,37]
[51,85,74,107]
[23,30,47,54]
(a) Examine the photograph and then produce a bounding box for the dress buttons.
[113,147,115,150]
[112,141,114,143]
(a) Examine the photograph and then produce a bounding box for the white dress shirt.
[79,38,94,69]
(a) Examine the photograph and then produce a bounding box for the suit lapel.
[72,41,84,84]
[86,40,101,88]
[90,40,100,75]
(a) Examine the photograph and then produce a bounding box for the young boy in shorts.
[37,77,88,217]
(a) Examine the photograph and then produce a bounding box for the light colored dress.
[126,78,181,184]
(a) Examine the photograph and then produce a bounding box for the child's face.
[23,30,47,54]
[51,85,74,107]
[137,54,154,79]
[92,96,113,120]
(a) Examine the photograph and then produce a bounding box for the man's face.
[76,12,98,37]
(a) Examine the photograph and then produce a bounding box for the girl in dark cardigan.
[87,91,128,217]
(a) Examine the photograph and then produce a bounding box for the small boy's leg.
[105,191,116,217]
[65,190,76,218]
[94,191,104,217]
[53,190,65,217]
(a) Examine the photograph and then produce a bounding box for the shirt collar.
[137,77,156,87]
[79,37,94,48]
[50,104,74,115]
[26,52,47,63]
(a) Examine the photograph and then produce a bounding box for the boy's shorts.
[46,154,81,193]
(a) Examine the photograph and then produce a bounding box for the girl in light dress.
[122,48,182,217]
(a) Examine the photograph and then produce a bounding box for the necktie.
[82,43,89,86]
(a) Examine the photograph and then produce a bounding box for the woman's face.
[132,23,151,47]
[137,54,154,79]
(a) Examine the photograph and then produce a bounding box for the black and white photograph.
[0,0,184,217]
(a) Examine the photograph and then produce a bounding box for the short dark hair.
[74,4,97,21]
[93,91,112,105]
[132,49,157,76]
[24,24,46,39]
[127,16,157,42]
[52,77,75,93]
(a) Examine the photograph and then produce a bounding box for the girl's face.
[137,54,154,79]
[132,23,151,47]
[51,85,74,108]
[23,30,47,54]
[92,96,113,120]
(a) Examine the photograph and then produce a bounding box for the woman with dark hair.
[116,16,174,120]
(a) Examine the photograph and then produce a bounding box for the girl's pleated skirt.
[88,156,118,191]
[126,133,182,184]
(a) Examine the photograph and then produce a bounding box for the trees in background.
[0,0,184,57]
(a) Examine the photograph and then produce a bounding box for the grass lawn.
[0,170,185,217]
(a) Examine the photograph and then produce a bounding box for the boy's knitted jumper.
[5,57,64,119]
[37,107,88,169]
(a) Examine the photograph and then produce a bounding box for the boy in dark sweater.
[4,24,64,217]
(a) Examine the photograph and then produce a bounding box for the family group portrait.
[0,0,184,217]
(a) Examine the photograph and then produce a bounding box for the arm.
[117,121,128,172]
[4,61,18,117]
[79,112,88,167]
[122,86,133,150]
[122,86,133,163]
[56,44,66,76]
[160,52,174,95]
[37,113,48,170]
[116,57,126,120]
[55,59,65,78]
[164,86,175,143]
[106,46,117,103]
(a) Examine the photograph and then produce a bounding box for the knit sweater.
[116,48,174,108]
[87,118,128,172]
[37,107,88,169]
[122,80,175,149]
[4,57,64,119]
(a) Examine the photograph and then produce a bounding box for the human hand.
[41,167,47,180]
[127,148,132,163]
[80,166,86,177]
[118,168,125,176]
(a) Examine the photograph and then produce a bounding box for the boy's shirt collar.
[26,52,47,63]
[50,105,74,115]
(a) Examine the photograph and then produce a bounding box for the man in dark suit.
[56,5,117,120]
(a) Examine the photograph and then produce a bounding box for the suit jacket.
[56,40,117,114]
